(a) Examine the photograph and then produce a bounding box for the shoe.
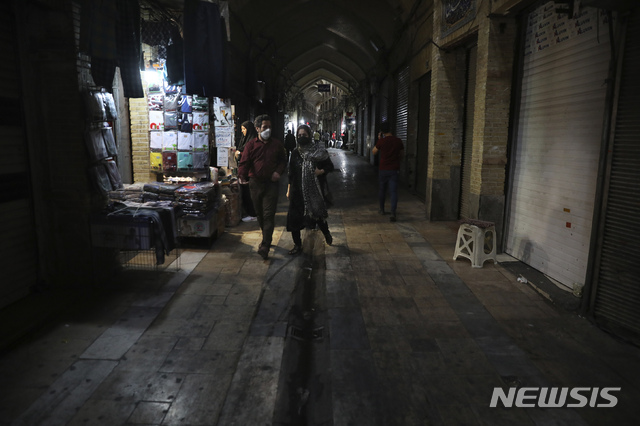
[324,232,333,246]
[288,245,302,255]
[390,215,397,222]
[378,209,385,215]
[242,216,257,222]
[258,244,269,259]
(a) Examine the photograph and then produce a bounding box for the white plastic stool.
[453,220,498,268]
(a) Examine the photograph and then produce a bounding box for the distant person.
[284,129,296,160]
[286,124,334,255]
[341,131,349,150]
[238,114,288,259]
[373,121,404,222]
[235,121,257,222]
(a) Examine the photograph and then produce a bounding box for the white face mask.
[260,129,271,140]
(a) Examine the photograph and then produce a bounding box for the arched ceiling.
[146,0,424,107]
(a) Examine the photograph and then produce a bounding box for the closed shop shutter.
[590,8,640,342]
[396,66,409,144]
[460,45,477,219]
[506,3,611,287]
[0,9,39,308]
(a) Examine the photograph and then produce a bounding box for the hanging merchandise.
[145,67,211,175]
[83,90,123,195]
[182,0,227,97]
[163,131,178,151]
[212,97,235,168]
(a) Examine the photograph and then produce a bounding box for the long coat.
[286,149,335,231]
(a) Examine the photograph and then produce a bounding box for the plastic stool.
[453,220,498,268]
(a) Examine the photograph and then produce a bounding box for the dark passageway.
[1,150,639,425]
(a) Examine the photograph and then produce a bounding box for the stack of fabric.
[108,183,145,202]
[174,182,219,217]
[142,182,186,202]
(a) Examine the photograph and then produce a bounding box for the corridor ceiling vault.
[145,0,430,106]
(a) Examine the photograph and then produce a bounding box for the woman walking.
[235,120,258,221]
[286,124,335,255]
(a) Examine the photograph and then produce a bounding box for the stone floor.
[1,149,639,425]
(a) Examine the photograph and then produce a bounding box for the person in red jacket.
[373,121,404,222]
[238,115,288,259]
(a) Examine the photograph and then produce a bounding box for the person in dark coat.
[284,129,296,160]
[286,124,334,255]
[235,120,257,221]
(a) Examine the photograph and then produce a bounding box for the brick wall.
[130,93,155,183]
[471,14,516,197]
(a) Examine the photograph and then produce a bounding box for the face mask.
[260,129,271,139]
[297,136,312,147]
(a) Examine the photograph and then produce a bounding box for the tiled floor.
[1,149,639,425]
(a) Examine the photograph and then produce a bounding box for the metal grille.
[592,8,640,343]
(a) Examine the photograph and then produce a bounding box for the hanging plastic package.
[163,131,178,151]
[179,113,193,133]
[85,128,108,162]
[102,128,118,157]
[164,111,178,131]
[103,92,118,120]
[149,111,164,130]
[178,152,193,170]
[105,159,124,190]
[164,93,180,111]
[178,132,194,150]
[194,132,209,151]
[150,131,163,150]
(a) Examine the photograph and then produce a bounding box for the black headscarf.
[237,120,257,152]
[296,125,329,220]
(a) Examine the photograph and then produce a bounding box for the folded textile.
[150,152,163,171]
[150,131,163,150]
[178,152,193,170]
[103,92,118,120]
[102,128,118,157]
[149,111,164,130]
[178,132,193,150]
[165,111,178,130]
[148,93,164,111]
[142,182,185,195]
[193,132,209,151]
[180,95,192,112]
[163,131,178,150]
[162,151,177,172]
[86,128,108,162]
[105,159,124,190]
[192,151,209,169]
[164,93,179,111]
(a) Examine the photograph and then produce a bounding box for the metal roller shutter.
[0,9,39,308]
[506,3,611,288]
[396,66,409,144]
[591,8,640,342]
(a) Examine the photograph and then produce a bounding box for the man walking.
[373,121,404,222]
[238,114,288,259]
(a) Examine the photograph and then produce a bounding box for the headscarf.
[237,120,257,152]
[296,125,329,220]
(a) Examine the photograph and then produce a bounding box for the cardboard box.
[177,209,218,238]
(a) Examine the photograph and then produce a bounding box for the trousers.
[379,169,399,214]
[249,178,280,246]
